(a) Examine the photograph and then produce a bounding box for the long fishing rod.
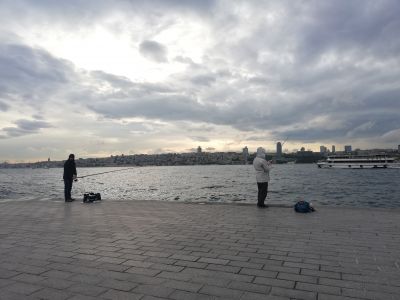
[78,167,135,179]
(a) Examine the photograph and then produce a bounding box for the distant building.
[332,145,336,153]
[320,146,327,153]
[242,146,249,164]
[276,142,282,158]
[197,146,202,153]
[344,145,352,153]
[398,145,400,153]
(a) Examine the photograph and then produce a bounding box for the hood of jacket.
[256,147,266,158]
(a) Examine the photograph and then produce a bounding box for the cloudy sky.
[1,0,399,162]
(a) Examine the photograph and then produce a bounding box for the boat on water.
[317,155,400,169]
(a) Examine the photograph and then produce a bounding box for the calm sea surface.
[0,164,399,208]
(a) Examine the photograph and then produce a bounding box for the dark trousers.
[64,179,73,200]
[257,182,268,206]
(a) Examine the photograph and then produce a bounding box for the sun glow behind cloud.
[22,15,212,83]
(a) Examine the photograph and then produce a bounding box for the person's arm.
[73,163,77,181]
[262,160,271,172]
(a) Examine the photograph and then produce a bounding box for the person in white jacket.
[253,147,272,208]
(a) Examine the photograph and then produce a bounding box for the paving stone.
[96,262,131,272]
[282,261,319,270]
[174,260,208,269]
[123,259,153,268]
[295,282,341,295]
[41,269,74,279]
[253,277,295,289]
[30,287,71,300]
[161,279,203,293]
[240,267,277,278]
[198,257,230,265]
[241,291,290,300]
[68,274,103,285]
[191,275,231,287]
[0,289,36,300]
[4,282,43,295]
[148,263,184,272]
[125,266,161,276]
[228,280,271,294]
[342,287,399,300]
[1,200,400,300]
[206,263,241,273]
[199,284,243,299]
[73,254,100,261]
[133,284,175,298]
[270,286,317,300]
[96,256,127,265]
[10,273,45,284]
[145,256,178,265]
[300,268,341,279]
[157,271,192,282]
[100,289,143,300]
[67,283,108,297]
[169,290,214,300]
[126,274,166,285]
[0,268,20,279]
[277,272,317,284]
[170,254,200,262]
[0,278,15,288]
[98,278,138,291]
[39,277,76,289]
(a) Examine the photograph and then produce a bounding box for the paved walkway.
[0,200,399,300]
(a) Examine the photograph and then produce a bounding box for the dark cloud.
[1,119,52,138]
[0,43,74,107]
[190,74,216,86]
[0,0,216,18]
[0,100,9,111]
[295,1,400,62]
[139,40,168,63]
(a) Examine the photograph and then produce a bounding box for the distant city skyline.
[1,1,400,162]
[3,143,400,164]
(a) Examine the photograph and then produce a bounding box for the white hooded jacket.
[253,147,271,183]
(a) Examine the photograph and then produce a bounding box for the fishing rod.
[77,167,135,179]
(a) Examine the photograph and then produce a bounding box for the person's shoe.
[69,198,75,201]
[65,199,74,202]
[257,204,268,208]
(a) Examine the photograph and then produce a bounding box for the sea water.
[0,164,399,208]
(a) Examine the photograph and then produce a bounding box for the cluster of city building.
[1,144,399,168]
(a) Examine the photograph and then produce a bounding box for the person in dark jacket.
[63,154,77,202]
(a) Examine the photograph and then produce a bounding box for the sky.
[0,0,399,162]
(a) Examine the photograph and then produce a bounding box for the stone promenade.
[0,200,399,300]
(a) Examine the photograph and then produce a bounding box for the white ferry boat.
[317,155,400,169]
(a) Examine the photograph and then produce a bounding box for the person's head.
[256,147,266,158]
[68,154,75,161]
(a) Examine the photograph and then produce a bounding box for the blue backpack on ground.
[294,201,315,213]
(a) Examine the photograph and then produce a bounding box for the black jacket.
[63,160,77,180]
